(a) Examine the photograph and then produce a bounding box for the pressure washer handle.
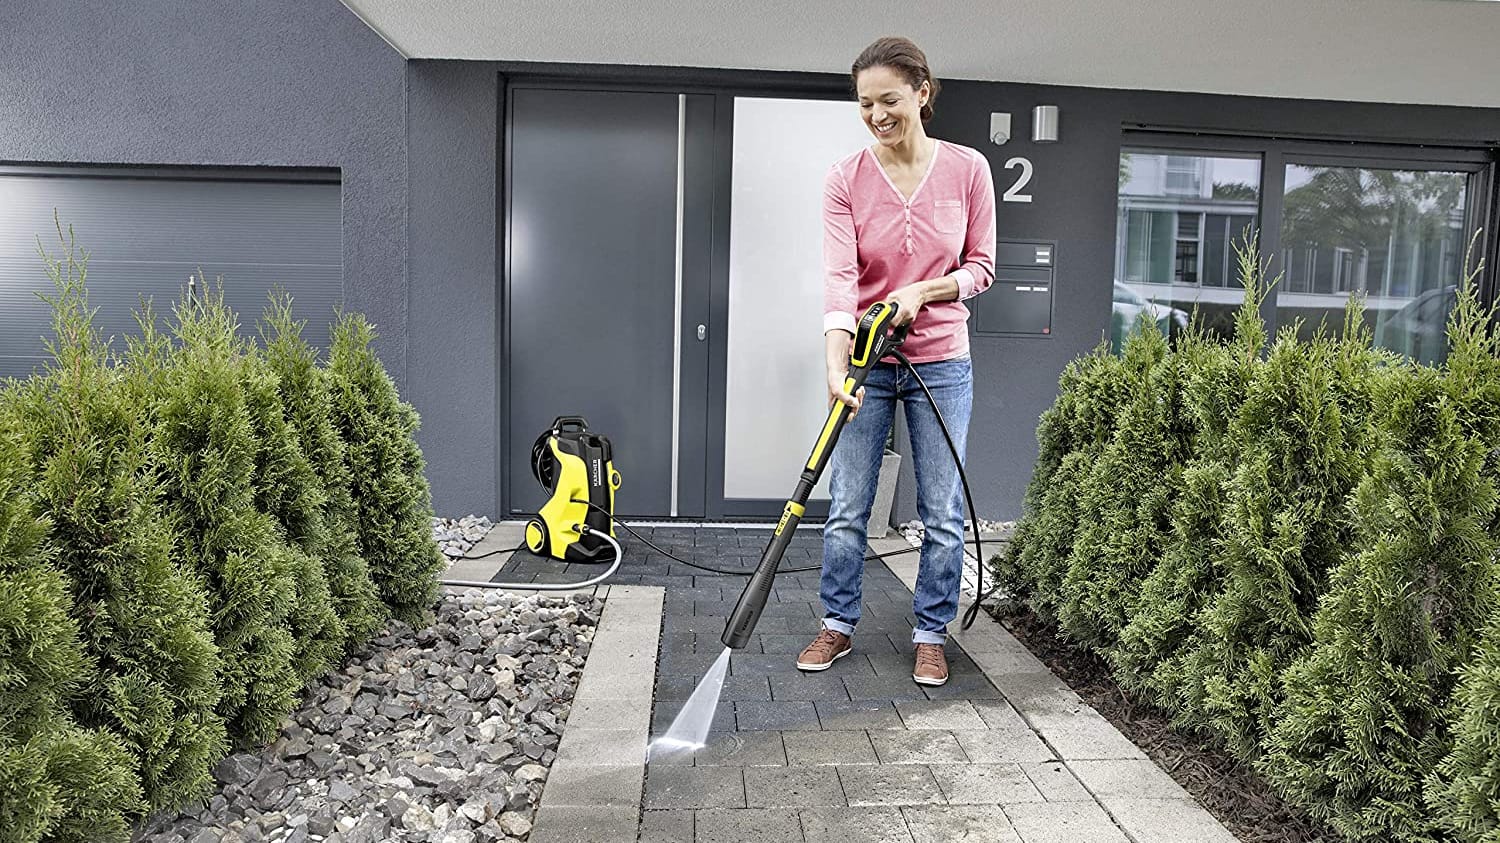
[850,300,907,370]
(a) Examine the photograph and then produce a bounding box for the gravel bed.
[134,589,600,843]
[434,515,496,559]
[896,517,1013,599]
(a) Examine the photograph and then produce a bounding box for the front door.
[504,86,713,518]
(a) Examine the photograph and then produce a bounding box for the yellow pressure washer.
[524,416,622,562]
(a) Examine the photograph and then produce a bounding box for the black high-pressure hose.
[888,348,995,632]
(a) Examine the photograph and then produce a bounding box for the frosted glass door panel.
[724,97,872,500]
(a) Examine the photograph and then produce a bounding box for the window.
[1175,213,1201,284]
[1278,164,1470,364]
[1175,239,1199,285]
[1165,156,1202,196]
[1116,150,1261,345]
[1118,140,1485,365]
[1333,248,1357,293]
[1202,213,1256,288]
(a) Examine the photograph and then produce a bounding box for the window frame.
[1119,130,1496,342]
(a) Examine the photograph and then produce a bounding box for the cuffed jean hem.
[822,618,856,637]
[912,628,948,645]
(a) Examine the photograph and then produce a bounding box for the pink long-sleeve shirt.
[823,139,997,364]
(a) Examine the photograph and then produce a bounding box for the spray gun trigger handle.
[888,322,909,348]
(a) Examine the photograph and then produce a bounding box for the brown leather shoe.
[795,628,852,671]
[913,643,948,686]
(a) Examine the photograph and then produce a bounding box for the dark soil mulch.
[990,602,1340,843]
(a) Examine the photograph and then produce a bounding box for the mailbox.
[972,240,1055,336]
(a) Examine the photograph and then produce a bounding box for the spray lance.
[721,301,908,650]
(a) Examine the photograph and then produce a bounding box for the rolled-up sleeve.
[823,164,859,335]
[954,152,997,301]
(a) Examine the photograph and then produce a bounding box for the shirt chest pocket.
[933,199,965,234]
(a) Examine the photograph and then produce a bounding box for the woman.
[795,36,996,686]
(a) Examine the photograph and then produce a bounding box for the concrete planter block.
[868,450,902,539]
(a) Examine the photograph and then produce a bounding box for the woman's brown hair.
[851,37,940,122]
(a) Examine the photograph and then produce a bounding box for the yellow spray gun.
[721,301,908,649]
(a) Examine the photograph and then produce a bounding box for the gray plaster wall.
[0,1,500,517]
[405,61,500,518]
[0,0,408,386]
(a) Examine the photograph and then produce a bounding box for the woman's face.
[855,65,928,148]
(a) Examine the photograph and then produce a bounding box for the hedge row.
[999,240,1500,842]
[0,229,443,842]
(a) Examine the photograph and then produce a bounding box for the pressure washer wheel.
[524,518,549,555]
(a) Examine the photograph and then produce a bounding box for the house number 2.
[1003,157,1033,203]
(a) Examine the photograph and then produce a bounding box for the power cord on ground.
[450,542,528,561]
[573,500,823,574]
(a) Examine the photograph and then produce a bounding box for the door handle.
[697,324,707,341]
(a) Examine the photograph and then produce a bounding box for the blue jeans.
[820,356,972,645]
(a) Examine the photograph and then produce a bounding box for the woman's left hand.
[885,284,928,328]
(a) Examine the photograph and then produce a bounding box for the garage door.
[0,166,341,379]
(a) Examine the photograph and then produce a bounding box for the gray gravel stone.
[498,812,532,837]
[403,804,437,831]
[249,771,288,809]
[328,780,357,802]
[213,754,261,787]
[467,674,497,702]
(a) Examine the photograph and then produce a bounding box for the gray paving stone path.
[474,523,1238,843]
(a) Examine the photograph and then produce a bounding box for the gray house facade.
[4,0,1498,524]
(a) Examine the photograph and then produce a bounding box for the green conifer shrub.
[1429,605,1500,842]
[1426,254,1500,843]
[259,293,383,654]
[327,313,442,626]
[132,287,301,748]
[11,230,226,812]
[243,347,344,685]
[1259,259,1500,841]
[1261,371,1487,837]
[997,340,1129,620]
[0,402,142,843]
[1174,303,1381,759]
[1058,317,1191,651]
[1112,241,1270,704]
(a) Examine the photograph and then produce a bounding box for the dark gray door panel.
[506,88,685,518]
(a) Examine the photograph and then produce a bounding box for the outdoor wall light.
[989,112,1012,145]
[1032,105,1060,142]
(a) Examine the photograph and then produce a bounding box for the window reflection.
[1279,165,1467,365]
[1114,151,1261,349]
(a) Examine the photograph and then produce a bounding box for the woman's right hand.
[826,328,862,418]
[828,366,863,419]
